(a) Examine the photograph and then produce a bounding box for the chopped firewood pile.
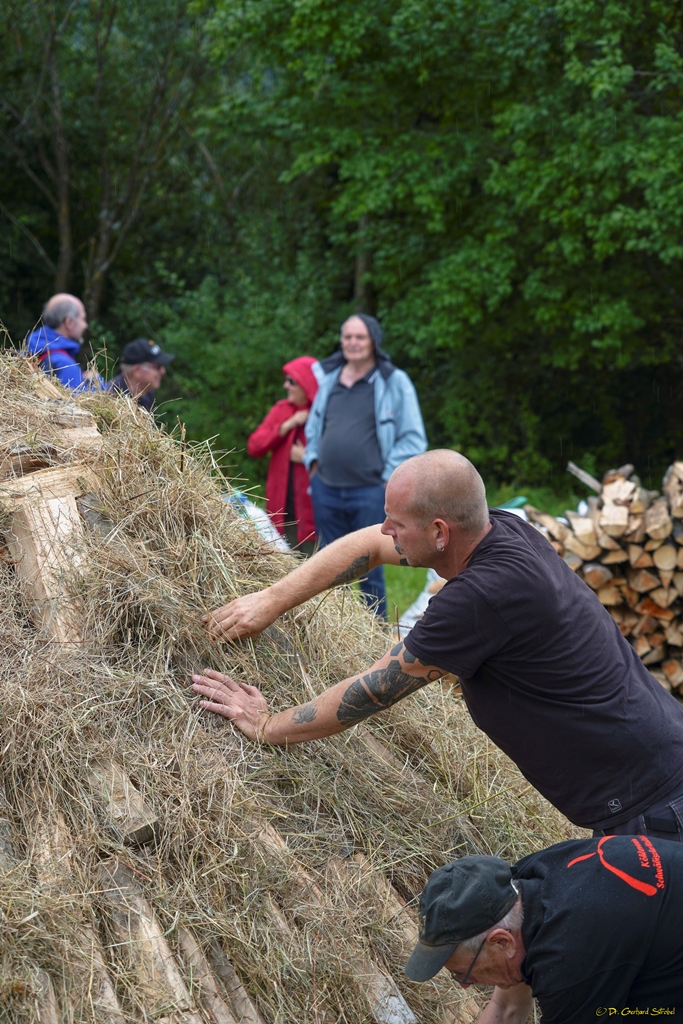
[0,356,579,1024]
[526,460,683,698]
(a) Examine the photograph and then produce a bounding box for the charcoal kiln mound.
[0,357,578,1023]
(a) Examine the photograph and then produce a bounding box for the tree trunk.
[48,39,72,293]
[354,214,374,314]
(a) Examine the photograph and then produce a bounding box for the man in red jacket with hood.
[247,357,319,554]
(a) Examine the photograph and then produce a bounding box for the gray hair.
[457,884,523,955]
[42,296,81,329]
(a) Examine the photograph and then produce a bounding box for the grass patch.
[486,482,587,518]
[385,563,428,621]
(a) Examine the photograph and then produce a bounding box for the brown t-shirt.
[404,509,683,829]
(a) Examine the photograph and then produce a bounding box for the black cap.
[121,338,175,366]
[404,856,518,982]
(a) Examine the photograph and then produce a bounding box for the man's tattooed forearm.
[292,704,318,724]
[337,654,441,725]
[329,553,371,588]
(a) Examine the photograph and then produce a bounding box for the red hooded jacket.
[247,356,319,544]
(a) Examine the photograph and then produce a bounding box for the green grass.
[385,563,429,622]
[486,482,585,519]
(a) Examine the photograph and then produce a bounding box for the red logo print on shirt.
[567,835,665,896]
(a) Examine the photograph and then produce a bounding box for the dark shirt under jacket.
[316,367,383,488]
[404,509,683,830]
[515,837,683,1022]
[110,373,155,413]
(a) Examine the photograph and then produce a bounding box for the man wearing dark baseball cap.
[109,338,175,412]
[406,838,683,1021]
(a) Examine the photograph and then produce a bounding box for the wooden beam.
[35,971,61,1024]
[207,940,268,1024]
[0,466,99,644]
[566,461,601,493]
[328,854,481,1024]
[98,858,204,1023]
[88,761,159,846]
[255,824,418,1024]
[33,813,125,1024]
[177,928,240,1024]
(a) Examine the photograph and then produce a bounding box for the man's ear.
[486,928,517,958]
[433,518,450,552]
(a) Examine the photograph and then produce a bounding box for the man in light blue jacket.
[305,313,426,617]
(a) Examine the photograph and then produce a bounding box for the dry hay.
[0,355,581,1023]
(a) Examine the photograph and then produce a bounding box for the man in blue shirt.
[26,293,102,389]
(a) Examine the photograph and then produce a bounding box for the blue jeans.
[310,475,387,618]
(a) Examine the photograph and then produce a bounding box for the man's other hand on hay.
[189,670,272,741]
[192,639,445,743]
[195,450,683,841]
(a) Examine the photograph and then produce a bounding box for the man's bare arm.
[204,524,404,640]
[476,984,533,1024]
[191,641,445,743]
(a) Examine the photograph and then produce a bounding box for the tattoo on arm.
[390,641,416,662]
[337,642,443,725]
[330,553,371,588]
[292,704,318,724]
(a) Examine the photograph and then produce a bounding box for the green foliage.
[0,0,209,326]
[196,0,683,484]
[2,0,683,490]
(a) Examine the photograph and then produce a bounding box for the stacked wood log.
[526,461,683,699]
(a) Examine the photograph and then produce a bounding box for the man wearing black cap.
[304,313,426,617]
[110,338,175,412]
[406,838,683,1021]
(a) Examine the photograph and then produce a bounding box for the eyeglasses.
[284,376,297,385]
[449,936,487,986]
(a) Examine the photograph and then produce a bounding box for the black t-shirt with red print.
[515,837,683,1021]
[404,509,683,830]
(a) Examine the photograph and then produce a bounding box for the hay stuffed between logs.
[0,355,579,1024]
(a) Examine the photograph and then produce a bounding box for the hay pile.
[0,356,577,1024]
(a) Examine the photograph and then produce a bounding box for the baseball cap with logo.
[121,338,175,366]
[404,856,519,982]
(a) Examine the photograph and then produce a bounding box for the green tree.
[200,0,683,483]
[3,0,683,490]
[0,0,206,323]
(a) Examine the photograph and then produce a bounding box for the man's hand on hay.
[203,592,278,640]
[193,642,446,745]
[192,669,270,741]
[203,526,404,642]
